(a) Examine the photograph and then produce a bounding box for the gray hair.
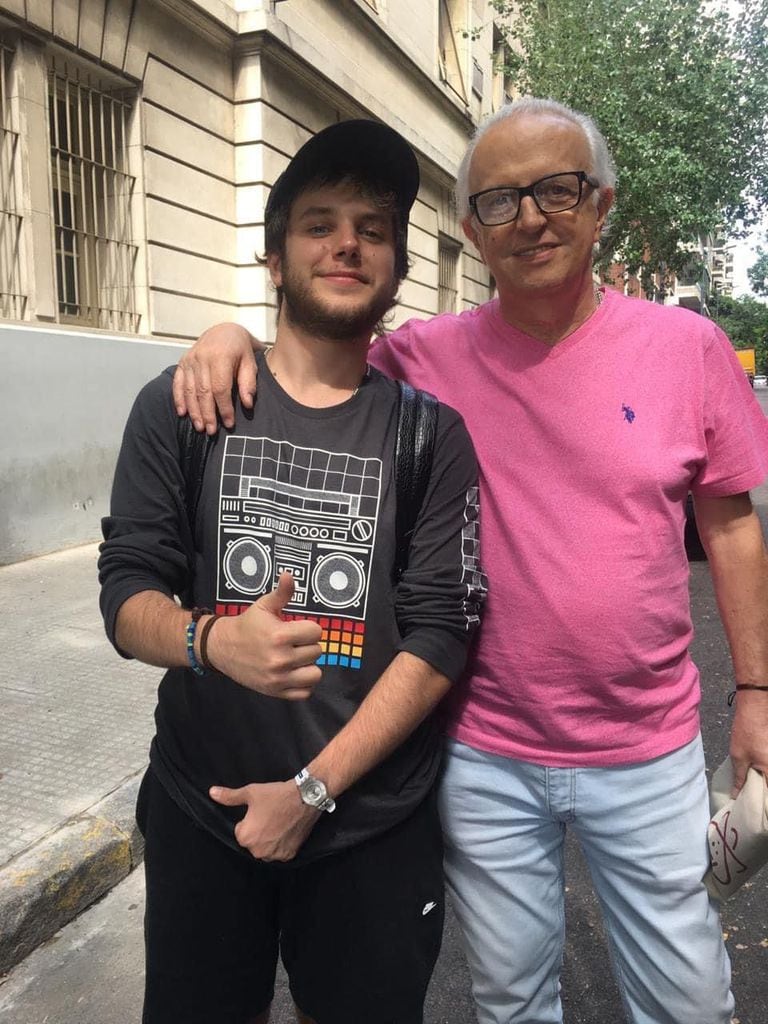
[455,97,617,219]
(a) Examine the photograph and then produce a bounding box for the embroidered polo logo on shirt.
[622,404,636,424]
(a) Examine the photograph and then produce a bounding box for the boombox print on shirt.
[215,435,382,670]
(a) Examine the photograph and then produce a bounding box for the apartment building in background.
[603,230,736,314]
[706,233,735,299]
[662,233,735,314]
[0,0,512,563]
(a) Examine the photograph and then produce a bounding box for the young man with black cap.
[99,120,486,1024]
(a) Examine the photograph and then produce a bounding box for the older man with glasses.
[173,98,768,1024]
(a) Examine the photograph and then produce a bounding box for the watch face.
[304,781,325,803]
[296,770,334,812]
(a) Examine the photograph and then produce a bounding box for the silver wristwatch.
[294,768,336,813]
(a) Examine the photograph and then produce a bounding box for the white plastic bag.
[704,757,768,900]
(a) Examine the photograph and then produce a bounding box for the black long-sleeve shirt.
[99,356,486,861]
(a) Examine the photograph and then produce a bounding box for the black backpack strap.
[394,380,439,580]
[177,415,213,529]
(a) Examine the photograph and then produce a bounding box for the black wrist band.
[727,684,768,706]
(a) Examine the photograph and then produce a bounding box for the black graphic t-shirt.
[100,355,486,861]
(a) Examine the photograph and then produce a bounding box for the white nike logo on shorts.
[422,901,437,916]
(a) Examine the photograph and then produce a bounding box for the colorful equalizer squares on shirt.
[213,605,366,670]
[216,603,249,617]
[284,614,366,670]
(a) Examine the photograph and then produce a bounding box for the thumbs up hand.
[205,572,323,699]
[257,570,296,616]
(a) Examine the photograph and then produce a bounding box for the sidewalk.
[0,544,159,976]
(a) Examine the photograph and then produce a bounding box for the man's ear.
[462,216,487,265]
[462,216,479,248]
[594,188,615,240]
[267,251,283,288]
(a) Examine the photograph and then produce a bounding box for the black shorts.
[137,769,444,1024]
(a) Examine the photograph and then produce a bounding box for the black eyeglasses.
[468,171,600,226]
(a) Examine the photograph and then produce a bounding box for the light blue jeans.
[439,735,734,1024]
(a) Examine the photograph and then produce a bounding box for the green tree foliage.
[748,247,768,297]
[707,293,768,372]
[490,0,768,293]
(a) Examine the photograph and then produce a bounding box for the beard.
[279,260,398,342]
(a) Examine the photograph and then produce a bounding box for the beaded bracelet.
[727,684,768,706]
[185,607,211,676]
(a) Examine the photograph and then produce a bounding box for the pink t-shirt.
[370,288,768,766]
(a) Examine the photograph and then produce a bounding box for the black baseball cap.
[264,119,420,232]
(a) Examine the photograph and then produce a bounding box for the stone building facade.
[0,0,511,562]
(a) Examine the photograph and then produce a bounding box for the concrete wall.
[0,325,184,564]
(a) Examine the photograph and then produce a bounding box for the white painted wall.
[0,325,185,564]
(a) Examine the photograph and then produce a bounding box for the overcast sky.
[731,222,766,299]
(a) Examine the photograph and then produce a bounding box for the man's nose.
[333,225,361,256]
[516,195,547,230]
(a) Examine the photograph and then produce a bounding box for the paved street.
[3,553,768,1023]
[1,392,767,1023]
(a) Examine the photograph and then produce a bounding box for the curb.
[0,770,145,977]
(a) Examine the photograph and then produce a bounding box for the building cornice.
[236,18,474,188]
[150,0,237,47]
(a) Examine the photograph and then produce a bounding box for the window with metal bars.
[438,236,460,313]
[48,57,139,331]
[0,40,25,320]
